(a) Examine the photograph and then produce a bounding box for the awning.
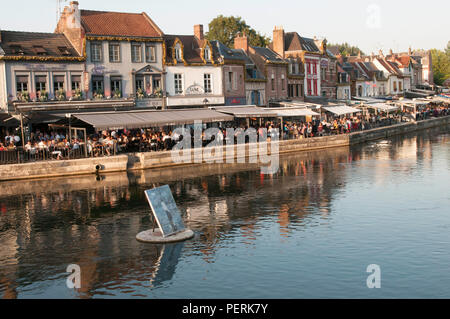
[366,103,399,112]
[214,106,278,118]
[270,108,320,117]
[323,105,361,115]
[71,109,234,131]
[397,99,431,105]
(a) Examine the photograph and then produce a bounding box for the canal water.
[0,126,449,299]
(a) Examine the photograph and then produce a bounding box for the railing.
[0,143,117,165]
[1,113,449,166]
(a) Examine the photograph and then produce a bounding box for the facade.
[229,34,266,106]
[248,45,288,105]
[271,27,325,98]
[336,62,351,100]
[213,38,247,106]
[56,1,165,108]
[315,39,337,99]
[0,30,85,112]
[163,25,224,108]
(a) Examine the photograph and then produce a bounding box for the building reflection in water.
[0,125,448,298]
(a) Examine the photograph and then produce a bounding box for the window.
[109,43,121,62]
[92,76,104,93]
[54,75,65,91]
[16,75,28,93]
[175,44,182,62]
[153,78,161,91]
[204,74,212,93]
[71,75,81,91]
[174,74,183,94]
[33,46,47,56]
[146,45,156,62]
[393,81,397,92]
[58,46,71,56]
[271,78,275,91]
[281,75,285,91]
[399,81,402,91]
[35,76,47,92]
[91,42,102,62]
[135,77,144,91]
[227,72,233,91]
[131,43,142,63]
[111,77,122,93]
[204,45,211,61]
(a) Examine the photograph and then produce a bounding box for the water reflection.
[0,125,449,298]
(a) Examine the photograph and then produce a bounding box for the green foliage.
[329,42,365,56]
[431,48,450,86]
[205,15,270,48]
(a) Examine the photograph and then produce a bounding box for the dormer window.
[175,43,182,62]
[204,45,211,61]
[33,46,47,56]
[10,45,24,55]
[58,46,71,56]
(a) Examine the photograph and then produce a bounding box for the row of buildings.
[0,1,434,117]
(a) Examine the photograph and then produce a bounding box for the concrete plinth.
[136,229,195,243]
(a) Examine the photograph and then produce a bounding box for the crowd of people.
[1,103,449,165]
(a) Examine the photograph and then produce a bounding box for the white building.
[56,1,166,107]
[0,30,85,112]
[163,26,225,108]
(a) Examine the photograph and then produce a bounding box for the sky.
[0,0,449,54]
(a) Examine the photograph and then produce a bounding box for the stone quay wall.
[0,116,449,181]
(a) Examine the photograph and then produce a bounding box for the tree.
[205,15,270,49]
[329,42,365,56]
[430,48,450,85]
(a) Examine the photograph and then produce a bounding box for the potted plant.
[38,90,48,102]
[17,91,30,102]
[72,89,83,101]
[154,88,163,98]
[113,89,122,99]
[56,89,66,101]
[136,88,146,99]
[94,90,104,100]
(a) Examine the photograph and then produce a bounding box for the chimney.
[379,49,384,57]
[55,0,82,55]
[408,47,412,56]
[273,26,285,58]
[234,32,249,53]
[194,24,204,40]
[389,48,393,56]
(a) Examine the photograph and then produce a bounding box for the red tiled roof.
[80,10,163,38]
[396,56,411,68]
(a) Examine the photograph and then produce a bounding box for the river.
[0,125,449,299]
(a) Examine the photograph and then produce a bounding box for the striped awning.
[72,109,234,130]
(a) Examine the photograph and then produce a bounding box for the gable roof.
[252,46,285,63]
[164,35,220,65]
[80,10,163,38]
[284,32,320,53]
[0,30,81,58]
